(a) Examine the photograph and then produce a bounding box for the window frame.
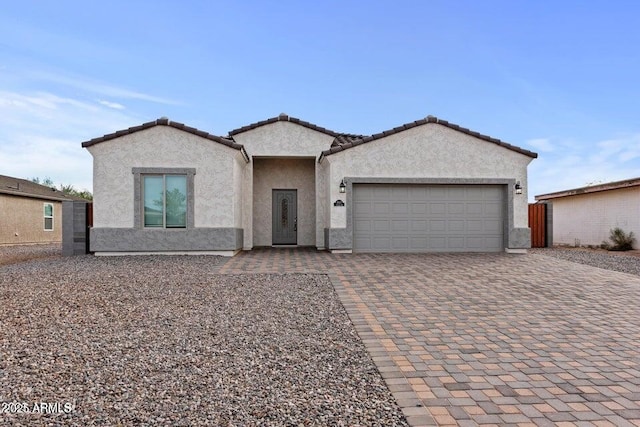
[44,203,54,231]
[142,174,188,228]
[132,168,196,230]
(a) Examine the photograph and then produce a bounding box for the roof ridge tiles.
[320,115,537,159]
[81,118,244,151]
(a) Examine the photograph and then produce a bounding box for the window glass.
[144,176,164,227]
[165,175,187,228]
[44,203,54,230]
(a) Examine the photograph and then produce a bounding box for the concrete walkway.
[220,248,640,426]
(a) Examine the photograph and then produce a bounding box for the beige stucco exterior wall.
[551,187,640,248]
[0,195,62,244]
[252,158,316,246]
[87,126,244,229]
[323,124,533,229]
[234,121,335,249]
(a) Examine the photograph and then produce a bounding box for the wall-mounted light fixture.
[339,179,346,193]
[515,181,523,195]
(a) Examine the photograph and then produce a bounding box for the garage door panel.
[373,220,390,232]
[467,202,483,215]
[391,187,409,200]
[484,219,502,233]
[354,219,371,232]
[411,203,427,214]
[392,203,409,214]
[429,236,446,248]
[372,237,391,250]
[411,237,428,249]
[373,202,391,214]
[392,220,409,232]
[411,220,427,232]
[448,203,465,215]
[467,219,483,232]
[429,220,446,232]
[484,203,502,216]
[353,184,504,253]
[447,236,465,249]
[354,202,372,216]
[448,220,465,232]
[392,236,409,250]
[429,187,447,198]
[430,203,446,214]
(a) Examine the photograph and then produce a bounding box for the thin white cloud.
[528,133,640,200]
[28,70,181,106]
[526,138,554,152]
[98,100,126,110]
[0,89,145,191]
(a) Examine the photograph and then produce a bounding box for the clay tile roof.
[320,115,538,159]
[535,176,640,201]
[228,113,341,137]
[81,118,244,151]
[0,174,83,202]
[331,134,368,147]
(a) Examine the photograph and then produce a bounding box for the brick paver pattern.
[220,248,640,426]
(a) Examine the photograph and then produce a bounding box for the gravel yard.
[531,247,640,276]
[0,243,61,267]
[0,255,407,426]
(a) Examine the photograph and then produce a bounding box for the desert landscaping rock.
[0,243,61,266]
[0,255,408,426]
[531,247,640,276]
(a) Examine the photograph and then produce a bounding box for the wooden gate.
[528,203,546,248]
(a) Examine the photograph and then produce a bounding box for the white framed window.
[143,174,187,228]
[44,203,54,231]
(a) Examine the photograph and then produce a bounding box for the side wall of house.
[551,187,640,248]
[86,126,245,252]
[323,123,533,250]
[0,195,62,245]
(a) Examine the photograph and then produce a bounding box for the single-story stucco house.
[535,177,639,249]
[82,114,537,256]
[0,174,79,245]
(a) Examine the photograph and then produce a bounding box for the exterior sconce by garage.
[515,181,523,195]
[339,179,346,193]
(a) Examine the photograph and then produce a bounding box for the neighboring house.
[0,174,80,245]
[82,114,537,256]
[535,177,640,249]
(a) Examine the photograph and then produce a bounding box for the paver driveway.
[220,249,640,426]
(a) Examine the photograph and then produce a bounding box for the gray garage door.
[353,184,504,252]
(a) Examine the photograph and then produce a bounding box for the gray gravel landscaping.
[1,255,408,426]
[0,243,61,266]
[531,247,640,276]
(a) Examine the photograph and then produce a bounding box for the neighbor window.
[44,203,54,231]
[143,175,187,228]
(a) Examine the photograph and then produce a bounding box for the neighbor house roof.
[536,177,640,201]
[319,115,538,160]
[0,174,83,202]
[81,118,247,157]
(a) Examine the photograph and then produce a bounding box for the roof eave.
[81,119,246,152]
[535,177,640,201]
[320,116,538,159]
[228,113,340,138]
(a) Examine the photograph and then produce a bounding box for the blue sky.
[1,1,639,200]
